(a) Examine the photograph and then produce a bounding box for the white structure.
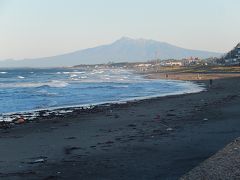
[164,61,182,66]
[136,64,152,67]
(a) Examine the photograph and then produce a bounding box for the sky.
[0,0,239,60]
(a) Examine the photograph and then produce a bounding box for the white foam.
[0,116,14,122]
[0,72,8,74]
[17,76,25,79]
[112,85,129,88]
[62,71,85,74]
[70,74,78,78]
[80,76,87,79]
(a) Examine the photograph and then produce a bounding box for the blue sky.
[0,0,239,60]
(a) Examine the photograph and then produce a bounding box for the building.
[182,57,201,66]
[236,43,240,60]
[221,43,240,65]
[161,60,183,66]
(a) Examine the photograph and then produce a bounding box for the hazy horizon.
[0,0,239,60]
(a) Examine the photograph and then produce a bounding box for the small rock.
[128,124,136,127]
[203,118,208,121]
[65,136,76,140]
[166,113,176,117]
[64,146,80,155]
[15,117,26,124]
[105,141,114,144]
[114,114,119,118]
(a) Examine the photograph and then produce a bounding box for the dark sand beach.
[1,75,240,179]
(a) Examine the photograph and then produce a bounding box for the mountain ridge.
[0,37,222,67]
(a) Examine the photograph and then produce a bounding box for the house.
[161,60,183,66]
[223,43,240,65]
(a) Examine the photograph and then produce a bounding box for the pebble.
[15,118,26,124]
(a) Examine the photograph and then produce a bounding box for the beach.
[1,74,240,179]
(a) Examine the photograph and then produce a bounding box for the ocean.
[0,68,204,115]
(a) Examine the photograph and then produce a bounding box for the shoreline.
[0,76,204,124]
[1,74,240,179]
[2,68,237,122]
[0,85,205,126]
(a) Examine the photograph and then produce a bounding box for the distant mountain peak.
[115,37,165,45]
[119,36,133,40]
[114,36,134,43]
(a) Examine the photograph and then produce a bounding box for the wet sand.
[1,75,240,179]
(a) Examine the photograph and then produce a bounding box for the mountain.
[0,37,222,67]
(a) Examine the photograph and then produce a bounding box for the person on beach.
[209,79,213,87]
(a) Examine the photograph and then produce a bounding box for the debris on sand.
[0,121,12,129]
[166,128,173,131]
[28,158,46,164]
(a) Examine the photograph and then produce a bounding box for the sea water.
[0,68,204,115]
